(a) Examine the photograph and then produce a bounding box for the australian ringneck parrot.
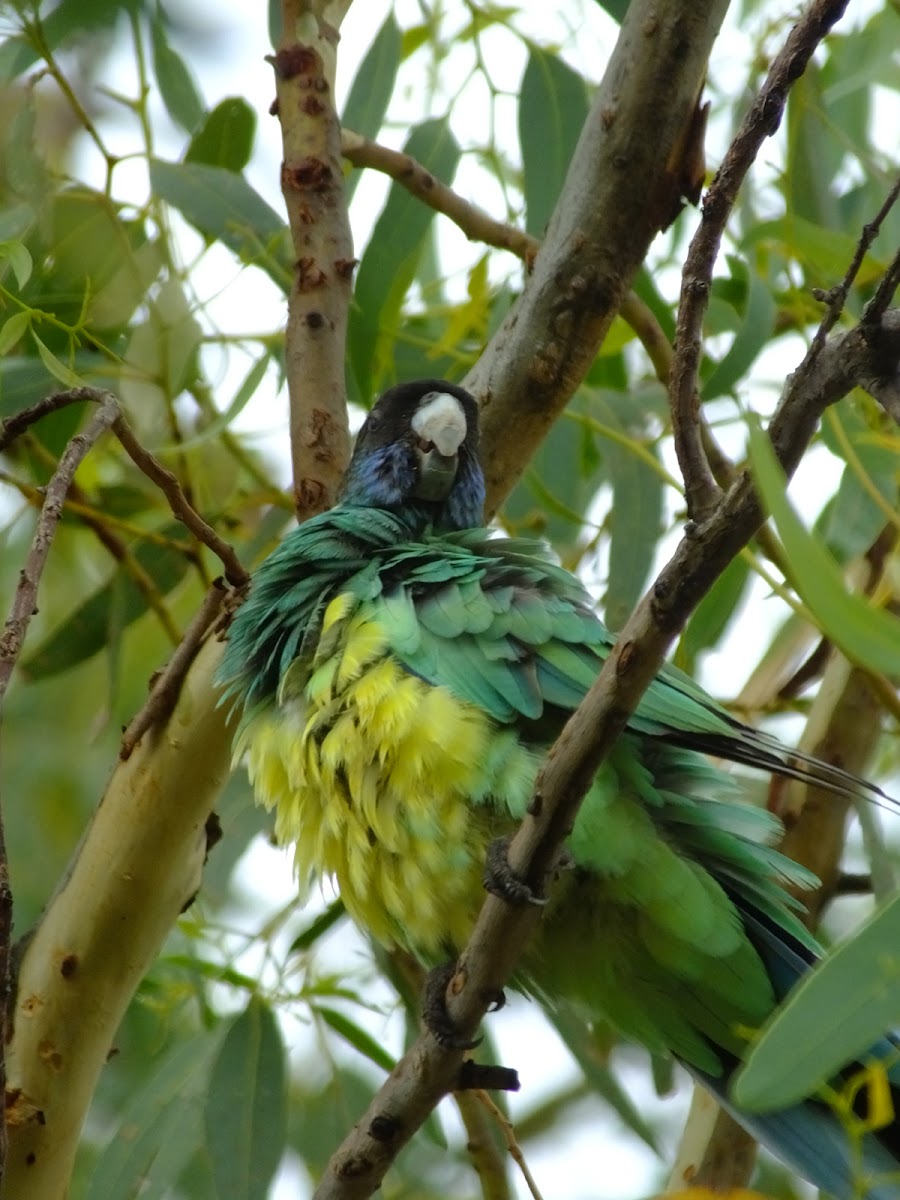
[218,378,900,1197]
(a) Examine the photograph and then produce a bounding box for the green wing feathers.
[220,510,823,1073]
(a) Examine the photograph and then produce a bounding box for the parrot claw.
[422,961,483,1050]
[483,835,548,906]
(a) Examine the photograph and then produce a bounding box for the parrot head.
[339,380,486,531]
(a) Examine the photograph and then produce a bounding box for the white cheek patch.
[411,392,467,457]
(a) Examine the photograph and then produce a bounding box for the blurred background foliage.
[0,0,899,1197]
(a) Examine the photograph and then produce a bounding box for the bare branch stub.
[669,0,851,525]
[272,1,354,518]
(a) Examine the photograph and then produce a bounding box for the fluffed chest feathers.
[240,596,543,957]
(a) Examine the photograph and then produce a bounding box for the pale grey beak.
[410,392,467,501]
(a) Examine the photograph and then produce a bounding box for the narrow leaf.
[702,263,776,400]
[151,2,204,134]
[204,997,287,1200]
[87,1032,219,1200]
[342,15,401,201]
[733,891,900,1110]
[747,419,900,677]
[149,159,291,289]
[31,331,84,388]
[519,48,589,236]
[0,312,30,356]
[348,118,461,401]
[289,899,346,953]
[21,526,190,679]
[316,1006,396,1073]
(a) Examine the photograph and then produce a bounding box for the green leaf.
[702,260,776,401]
[289,899,346,953]
[819,404,898,563]
[784,63,842,230]
[744,215,884,290]
[592,0,630,19]
[316,1006,396,1073]
[341,14,401,200]
[149,159,291,289]
[0,352,114,423]
[89,238,165,331]
[549,1008,659,1150]
[87,1032,220,1200]
[679,555,750,673]
[151,2,204,134]
[0,239,33,288]
[31,331,84,388]
[21,526,191,680]
[0,312,30,356]
[593,390,663,630]
[0,0,140,83]
[204,997,287,1200]
[519,47,589,237]
[347,118,461,401]
[733,890,900,1110]
[186,97,257,172]
[747,417,900,676]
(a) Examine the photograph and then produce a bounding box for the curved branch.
[669,0,851,524]
[465,0,731,515]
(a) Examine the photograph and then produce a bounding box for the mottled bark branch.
[273,0,354,515]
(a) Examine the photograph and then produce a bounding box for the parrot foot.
[422,961,483,1049]
[483,835,547,906]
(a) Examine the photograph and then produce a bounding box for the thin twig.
[670,0,851,524]
[119,580,232,760]
[0,398,120,703]
[475,1092,545,1200]
[111,418,248,587]
[341,129,540,266]
[453,1089,512,1200]
[0,387,249,588]
[0,388,94,453]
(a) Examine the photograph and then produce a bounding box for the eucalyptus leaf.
[733,890,900,1110]
[204,997,287,1200]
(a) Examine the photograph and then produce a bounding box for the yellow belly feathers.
[238,592,541,955]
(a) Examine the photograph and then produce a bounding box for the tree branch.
[0,395,120,1189]
[0,387,250,1196]
[4,634,234,1199]
[272,0,354,515]
[340,130,678,393]
[464,0,732,514]
[669,0,851,524]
